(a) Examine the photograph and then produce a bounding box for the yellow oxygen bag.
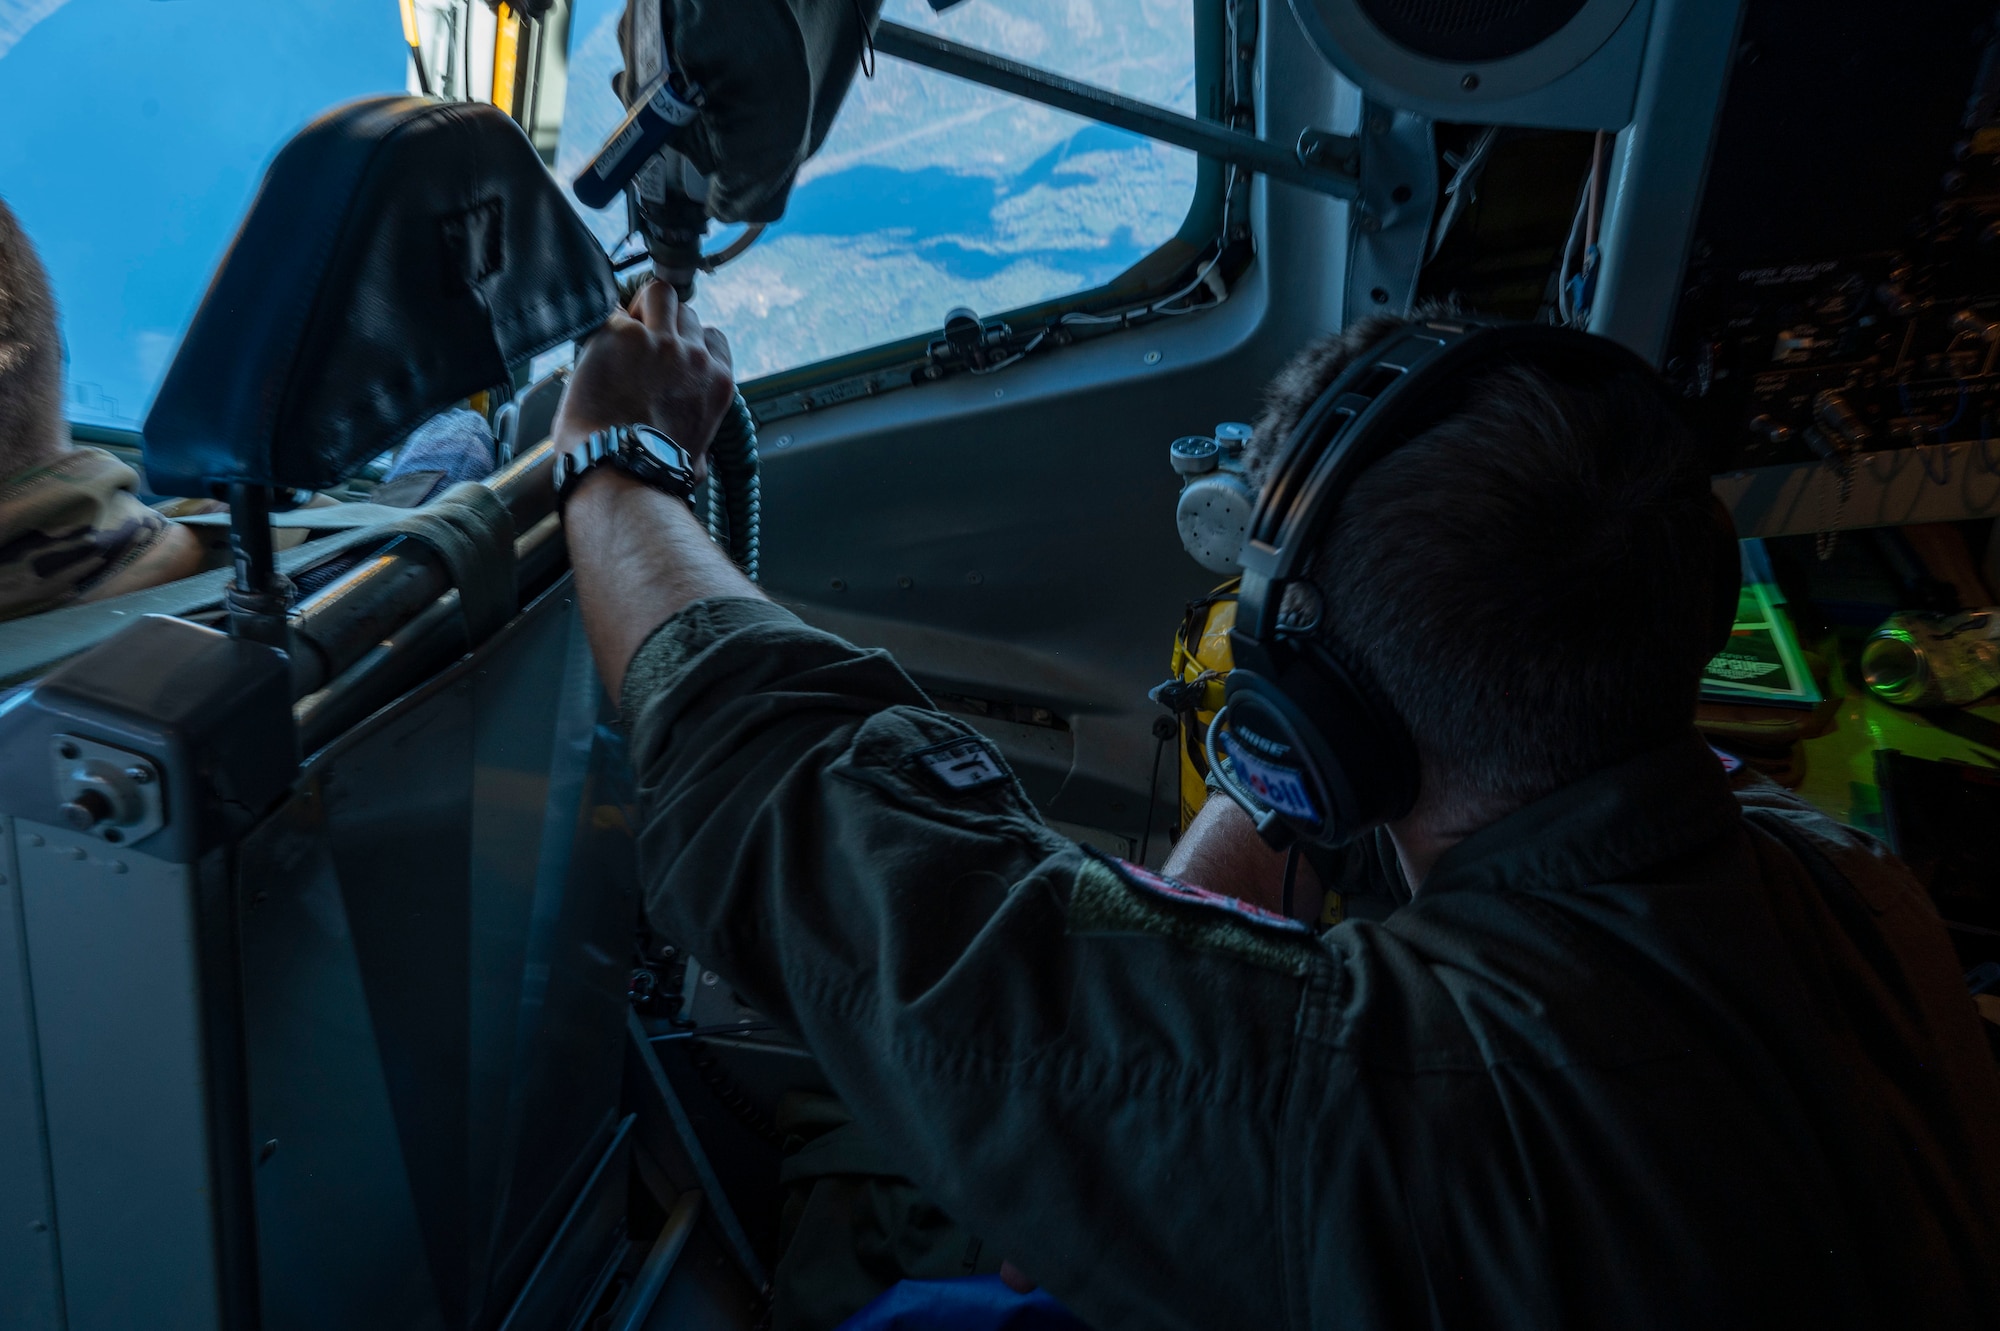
[1160,579,1240,834]
[1159,578,1345,926]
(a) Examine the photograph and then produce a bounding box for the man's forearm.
[547,280,747,702]
[563,465,762,702]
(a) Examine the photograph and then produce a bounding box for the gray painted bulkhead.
[0,581,635,1331]
[745,13,1358,848]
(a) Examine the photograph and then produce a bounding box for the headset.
[1208,318,1742,850]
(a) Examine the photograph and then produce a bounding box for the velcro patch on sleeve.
[1113,857,1311,933]
[1069,850,1316,977]
[908,737,1011,796]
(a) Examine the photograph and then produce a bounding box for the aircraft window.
[1,3,403,433]
[556,0,1205,385]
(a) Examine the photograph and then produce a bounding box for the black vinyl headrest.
[144,96,618,498]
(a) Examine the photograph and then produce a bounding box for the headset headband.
[1236,320,1668,651]
[1215,318,1715,851]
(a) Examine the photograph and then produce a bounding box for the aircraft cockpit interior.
[4,1,2000,1328]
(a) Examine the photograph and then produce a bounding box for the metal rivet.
[965,571,983,585]
[701,970,720,987]
[258,1139,279,1164]
[774,435,792,449]
[56,742,78,761]
[25,834,42,848]
[829,578,846,592]
[1461,71,1480,90]
[897,576,913,589]
[126,766,153,785]
[63,847,84,861]
[993,388,1005,398]
[30,1219,47,1233]
[1143,350,1163,365]
[101,829,122,845]
[108,861,127,875]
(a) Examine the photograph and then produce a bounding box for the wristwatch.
[552,423,698,506]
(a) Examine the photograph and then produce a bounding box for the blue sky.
[0,0,402,426]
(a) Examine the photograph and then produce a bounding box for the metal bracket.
[1297,128,1360,178]
[872,20,1359,200]
[1344,102,1439,325]
[50,734,164,847]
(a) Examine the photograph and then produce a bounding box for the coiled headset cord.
[705,390,761,581]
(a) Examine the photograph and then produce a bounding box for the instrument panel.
[1668,0,2000,477]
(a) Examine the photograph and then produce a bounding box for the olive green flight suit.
[623,597,2000,1331]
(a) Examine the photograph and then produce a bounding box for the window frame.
[739,0,1242,424]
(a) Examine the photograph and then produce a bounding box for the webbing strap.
[0,483,520,686]
[388,482,516,643]
[174,481,518,644]
[0,524,392,687]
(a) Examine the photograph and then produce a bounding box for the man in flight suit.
[0,198,201,619]
[557,284,2000,1330]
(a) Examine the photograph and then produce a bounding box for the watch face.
[626,426,690,472]
[555,425,696,503]
[613,425,697,499]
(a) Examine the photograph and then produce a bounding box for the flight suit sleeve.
[622,597,1326,1331]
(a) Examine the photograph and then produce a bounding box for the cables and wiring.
[706,392,762,581]
[698,223,766,272]
[1060,166,1242,331]
[609,222,765,276]
[1558,131,1609,327]
[1058,240,1230,331]
[1139,713,1177,866]
[968,328,1048,375]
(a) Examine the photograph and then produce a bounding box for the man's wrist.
[561,453,647,510]
[553,421,700,509]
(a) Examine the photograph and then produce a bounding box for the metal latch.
[51,735,165,846]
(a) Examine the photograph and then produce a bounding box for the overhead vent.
[1290,0,1651,130]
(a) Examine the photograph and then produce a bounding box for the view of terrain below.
[556,0,1198,381]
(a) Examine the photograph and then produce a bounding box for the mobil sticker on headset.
[1220,728,1320,822]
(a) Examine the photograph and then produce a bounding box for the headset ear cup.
[1706,495,1743,664]
[1222,670,1353,841]
[1222,645,1418,846]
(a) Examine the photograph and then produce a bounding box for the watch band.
[552,424,698,506]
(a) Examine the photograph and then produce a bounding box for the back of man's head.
[1245,312,1726,826]
[0,195,63,479]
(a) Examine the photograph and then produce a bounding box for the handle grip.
[572,73,701,210]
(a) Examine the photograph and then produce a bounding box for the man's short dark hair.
[0,196,63,478]
[1245,310,1725,820]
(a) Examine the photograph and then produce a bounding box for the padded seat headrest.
[144,96,617,498]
